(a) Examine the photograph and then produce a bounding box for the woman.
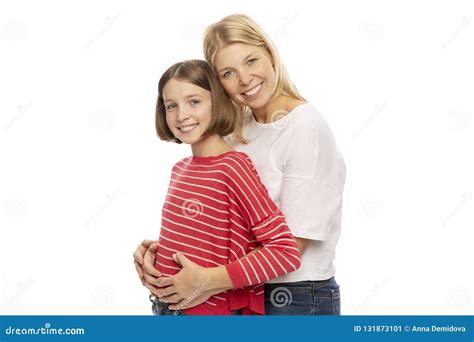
[134,14,346,315]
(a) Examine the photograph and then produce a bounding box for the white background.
[1,0,473,315]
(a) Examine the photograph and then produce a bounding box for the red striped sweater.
[154,151,301,315]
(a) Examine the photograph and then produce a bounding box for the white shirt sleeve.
[279,118,346,241]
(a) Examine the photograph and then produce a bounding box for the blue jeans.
[264,277,341,315]
[150,295,185,316]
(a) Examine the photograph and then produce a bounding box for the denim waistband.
[265,277,336,288]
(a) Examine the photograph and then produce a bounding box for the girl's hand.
[155,253,215,308]
[133,239,161,295]
[169,288,216,310]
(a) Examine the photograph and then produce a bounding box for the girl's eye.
[190,99,200,106]
[166,103,176,110]
[223,70,234,79]
[247,58,258,65]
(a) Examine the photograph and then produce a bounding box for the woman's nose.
[238,72,253,86]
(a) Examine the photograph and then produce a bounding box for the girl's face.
[214,43,277,110]
[163,78,212,145]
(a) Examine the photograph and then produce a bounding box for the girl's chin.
[180,138,198,145]
[178,135,204,145]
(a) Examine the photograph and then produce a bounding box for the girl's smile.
[178,122,199,133]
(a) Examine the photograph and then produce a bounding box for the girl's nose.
[176,109,192,122]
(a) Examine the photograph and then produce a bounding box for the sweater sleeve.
[223,154,301,289]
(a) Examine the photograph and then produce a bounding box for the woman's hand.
[133,239,161,295]
[155,253,228,310]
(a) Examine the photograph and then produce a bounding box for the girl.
[136,14,346,315]
[149,59,301,315]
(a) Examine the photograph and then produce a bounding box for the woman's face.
[214,43,277,110]
[163,78,212,145]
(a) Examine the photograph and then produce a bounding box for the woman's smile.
[241,82,263,100]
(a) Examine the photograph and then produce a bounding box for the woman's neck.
[191,134,233,157]
[252,95,306,123]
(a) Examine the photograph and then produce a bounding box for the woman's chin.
[238,94,270,110]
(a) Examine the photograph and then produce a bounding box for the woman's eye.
[247,58,258,65]
[166,104,176,110]
[190,99,200,106]
[223,70,234,79]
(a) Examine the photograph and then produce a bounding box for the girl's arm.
[155,154,301,307]
[135,240,260,302]
[134,236,307,291]
[223,154,302,288]
[134,236,306,296]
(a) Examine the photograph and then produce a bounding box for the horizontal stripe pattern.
[154,152,300,315]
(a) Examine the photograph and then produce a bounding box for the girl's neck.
[252,95,306,123]
[191,134,233,157]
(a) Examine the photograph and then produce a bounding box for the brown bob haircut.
[156,59,238,144]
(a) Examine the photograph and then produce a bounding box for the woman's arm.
[278,117,346,243]
[295,237,310,254]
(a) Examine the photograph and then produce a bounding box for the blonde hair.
[203,14,305,143]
